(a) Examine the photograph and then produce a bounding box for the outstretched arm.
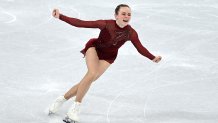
[52,9,106,30]
[130,29,162,63]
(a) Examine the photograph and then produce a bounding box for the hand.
[52,9,60,18]
[152,56,162,63]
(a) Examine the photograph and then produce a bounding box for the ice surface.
[0,0,218,123]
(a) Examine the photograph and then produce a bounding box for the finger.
[52,10,55,16]
[155,58,160,63]
[153,59,157,62]
[155,59,158,62]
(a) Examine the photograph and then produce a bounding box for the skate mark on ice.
[0,10,16,23]
[143,76,218,121]
[142,35,218,122]
[106,57,167,123]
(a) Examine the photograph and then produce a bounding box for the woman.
[48,4,162,123]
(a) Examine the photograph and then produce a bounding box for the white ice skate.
[48,95,67,115]
[63,101,81,123]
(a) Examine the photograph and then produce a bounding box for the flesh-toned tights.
[64,47,111,102]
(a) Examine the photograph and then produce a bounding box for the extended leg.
[63,47,110,122]
[64,47,111,102]
[63,59,110,100]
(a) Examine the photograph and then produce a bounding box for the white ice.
[0,0,218,123]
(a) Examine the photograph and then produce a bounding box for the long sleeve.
[59,14,106,30]
[130,29,155,60]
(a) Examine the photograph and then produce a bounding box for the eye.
[128,14,131,16]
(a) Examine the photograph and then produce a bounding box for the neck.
[115,20,125,28]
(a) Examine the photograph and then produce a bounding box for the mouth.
[123,19,129,23]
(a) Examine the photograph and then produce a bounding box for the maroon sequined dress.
[59,14,155,64]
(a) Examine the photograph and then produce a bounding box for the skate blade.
[63,116,76,123]
[48,111,54,116]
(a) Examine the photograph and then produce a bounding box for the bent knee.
[87,70,98,80]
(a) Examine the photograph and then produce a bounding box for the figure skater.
[48,4,162,123]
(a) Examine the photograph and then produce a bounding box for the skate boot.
[63,101,81,123]
[48,95,67,115]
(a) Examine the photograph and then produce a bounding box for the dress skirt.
[80,38,117,64]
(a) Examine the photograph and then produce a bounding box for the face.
[115,7,131,27]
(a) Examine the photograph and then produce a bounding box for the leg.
[63,47,99,100]
[64,83,79,100]
[75,47,111,102]
[64,60,110,100]
[93,60,111,82]
[64,47,110,102]
[63,48,110,122]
